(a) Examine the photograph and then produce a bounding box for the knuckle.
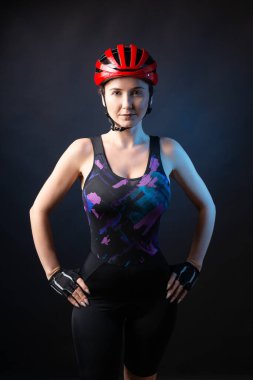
[76,287,83,295]
[79,289,85,297]
[74,292,81,300]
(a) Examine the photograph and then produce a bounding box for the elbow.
[204,193,216,212]
[207,199,216,211]
[210,200,216,213]
[205,202,216,219]
[29,206,38,221]
[198,200,216,214]
[29,204,38,215]
[29,204,51,216]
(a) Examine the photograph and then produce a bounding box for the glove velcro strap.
[172,261,200,290]
[49,269,81,298]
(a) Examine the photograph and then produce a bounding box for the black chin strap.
[102,93,152,132]
[105,109,128,132]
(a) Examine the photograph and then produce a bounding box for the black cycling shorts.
[71,251,178,380]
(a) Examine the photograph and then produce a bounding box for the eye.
[132,90,143,96]
[111,90,121,95]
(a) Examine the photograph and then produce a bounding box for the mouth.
[119,114,136,116]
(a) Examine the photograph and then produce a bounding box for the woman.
[29,44,216,380]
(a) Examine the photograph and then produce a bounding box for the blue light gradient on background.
[1,0,252,378]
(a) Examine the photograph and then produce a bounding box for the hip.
[80,250,173,301]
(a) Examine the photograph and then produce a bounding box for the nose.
[122,93,133,109]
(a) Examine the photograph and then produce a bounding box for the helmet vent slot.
[124,47,131,66]
[135,49,143,66]
[111,49,121,65]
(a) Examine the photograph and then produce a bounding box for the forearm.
[29,207,61,280]
[186,204,216,271]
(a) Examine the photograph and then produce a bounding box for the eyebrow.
[109,86,145,91]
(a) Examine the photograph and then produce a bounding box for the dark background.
[1,0,252,379]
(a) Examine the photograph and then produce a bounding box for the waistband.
[81,249,171,280]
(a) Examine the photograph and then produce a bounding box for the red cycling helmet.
[94,43,158,86]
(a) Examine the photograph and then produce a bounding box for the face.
[101,77,152,129]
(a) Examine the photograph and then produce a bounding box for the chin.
[115,119,140,128]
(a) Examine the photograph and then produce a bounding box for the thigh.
[123,293,178,377]
[71,304,125,380]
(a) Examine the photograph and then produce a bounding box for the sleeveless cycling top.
[81,135,171,268]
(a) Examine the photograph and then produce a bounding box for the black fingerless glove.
[48,268,81,298]
[171,261,200,290]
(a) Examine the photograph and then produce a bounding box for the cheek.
[137,97,149,111]
[105,98,118,110]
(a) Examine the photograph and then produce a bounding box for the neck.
[103,125,149,148]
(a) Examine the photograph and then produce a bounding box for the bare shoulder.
[58,137,94,178]
[160,136,183,178]
[160,136,185,151]
[67,137,93,156]
[29,138,94,212]
[156,136,174,179]
[160,136,215,208]
[160,136,188,162]
[160,136,201,182]
[64,137,92,163]
[160,136,178,154]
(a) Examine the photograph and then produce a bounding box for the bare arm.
[169,138,216,271]
[164,138,216,304]
[29,139,87,279]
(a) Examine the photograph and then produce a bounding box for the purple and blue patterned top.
[81,135,171,267]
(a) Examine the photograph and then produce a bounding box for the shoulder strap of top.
[90,134,160,158]
[89,135,103,156]
[150,135,160,158]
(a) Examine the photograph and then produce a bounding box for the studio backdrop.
[1,0,252,378]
